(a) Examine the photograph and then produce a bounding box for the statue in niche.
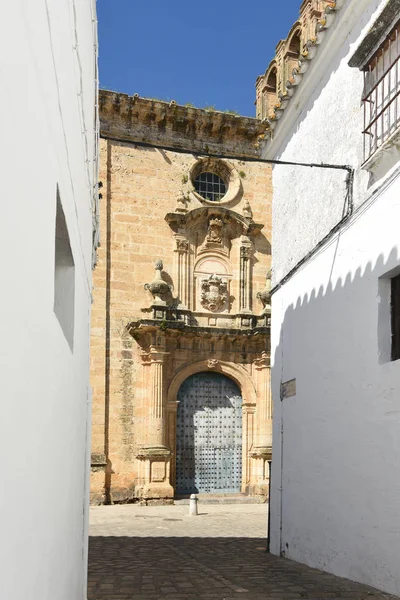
[200,274,228,312]
[257,268,272,314]
[144,260,172,305]
[206,217,223,244]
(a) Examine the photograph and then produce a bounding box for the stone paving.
[88,504,397,600]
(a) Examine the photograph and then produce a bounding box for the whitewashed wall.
[263,0,400,595]
[0,1,97,599]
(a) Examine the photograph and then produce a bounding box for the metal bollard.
[189,493,198,516]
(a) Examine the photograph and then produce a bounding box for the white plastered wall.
[0,1,97,599]
[264,0,400,595]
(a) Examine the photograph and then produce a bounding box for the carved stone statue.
[206,217,223,244]
[242,199,253,219]
[144,260,172,305]
[200,274,228,312]
[257,268,272,314]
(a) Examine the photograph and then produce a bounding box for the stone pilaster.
[249,351,272,495]
[174,235,190,309]
[137,342,174,501]
[239,241,253,313]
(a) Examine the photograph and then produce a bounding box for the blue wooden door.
[176,372,242,494]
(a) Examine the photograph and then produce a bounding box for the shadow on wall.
[271,245,400,590]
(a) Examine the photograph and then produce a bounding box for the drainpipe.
[266,459,272,552]
[279,386,284,557]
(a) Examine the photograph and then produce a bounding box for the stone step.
[174,493,267,505]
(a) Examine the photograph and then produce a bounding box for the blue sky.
[97,1,302,117]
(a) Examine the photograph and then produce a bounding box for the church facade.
[90,91,272,503]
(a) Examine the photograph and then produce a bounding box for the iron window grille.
[194,172,226,202]
[391,272,400,361]
[363,21,400,162]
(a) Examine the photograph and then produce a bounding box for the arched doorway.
[175,372,243,495]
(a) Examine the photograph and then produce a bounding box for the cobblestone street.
[88,504,397,600]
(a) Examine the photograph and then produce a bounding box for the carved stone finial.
[144,260,172,306]
[243,199,253,219]
[175,193,189,214]
[200,274,228,312]
[257,268,272,314]
[206,217,223,244]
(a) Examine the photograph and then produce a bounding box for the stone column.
[239,240,253,328]
[254,351,272,450]
[137,340,174,501]
[249,351,272,496]
[174,235,190,309]
[148,345,168,446]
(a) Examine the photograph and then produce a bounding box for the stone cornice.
[99,90,268,157]
[127,318,269,340]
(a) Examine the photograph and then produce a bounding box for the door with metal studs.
[175,372,243,495]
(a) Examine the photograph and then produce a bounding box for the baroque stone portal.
[90,91,272,505]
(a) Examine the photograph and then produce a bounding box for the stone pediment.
[165,206,264,238]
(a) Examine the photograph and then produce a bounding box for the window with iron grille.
[194,172,226,202]
[391,273,400,361]
[362,20,400,162]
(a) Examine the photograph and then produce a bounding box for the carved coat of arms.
[206,218,223,244]
[200,274,228,312]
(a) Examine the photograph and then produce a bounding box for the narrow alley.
[88,504,395,600]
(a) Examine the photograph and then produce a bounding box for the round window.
[194,172,226,202]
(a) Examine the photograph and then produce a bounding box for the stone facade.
[90,91,272,504]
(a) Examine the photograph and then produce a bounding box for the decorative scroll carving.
[176,239,189,253]
[144,260,172,306]
[207,359,219,369]
[240,246,252,259]
[257,269,272,314]
[253,351,269,370]
[140,350,152,365]
[206,217,223,244]
[200,274,228,312]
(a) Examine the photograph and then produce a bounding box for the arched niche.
[284,26,302,83]
[262,63,278,119]
[286,27,301,57]
[193,255,232,313]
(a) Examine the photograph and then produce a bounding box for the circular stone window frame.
[187,158,242,206]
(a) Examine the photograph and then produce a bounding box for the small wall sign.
[281,378,296,399]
